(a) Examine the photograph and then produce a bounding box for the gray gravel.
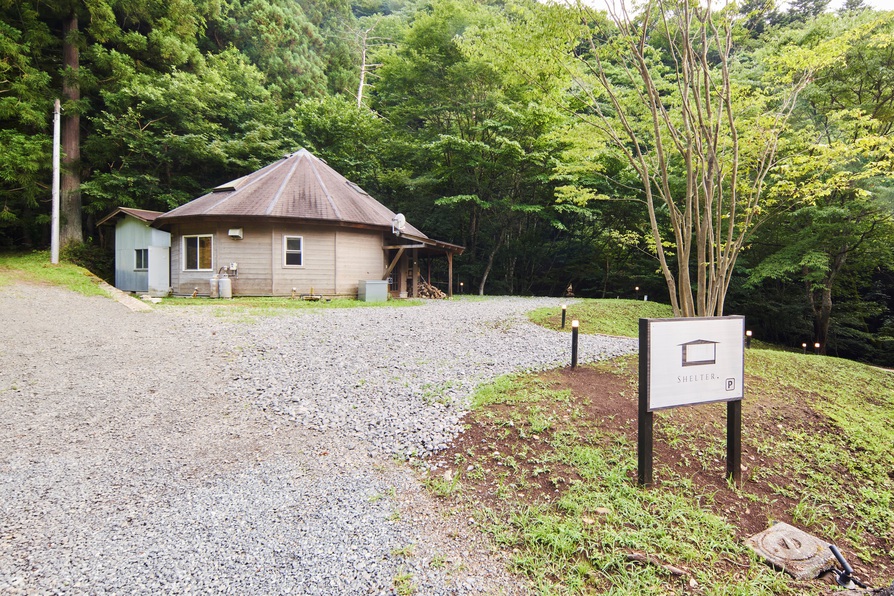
[228,297,635,458]
[0,284,635,595]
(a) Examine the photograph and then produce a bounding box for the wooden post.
[412,249,419,298]
[447,252,453,297]
[398,255,408,297]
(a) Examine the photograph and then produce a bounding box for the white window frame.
[134,248,148,271]
[182,234,213,271]
[283,235,304,268]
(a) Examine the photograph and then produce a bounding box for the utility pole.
[51,99,61,264]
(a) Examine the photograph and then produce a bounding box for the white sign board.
[643,316,744,411]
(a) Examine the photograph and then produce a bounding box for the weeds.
[423,349,894,594]
[393,570,415,595]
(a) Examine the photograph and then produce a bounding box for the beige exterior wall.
[169,220,385,297]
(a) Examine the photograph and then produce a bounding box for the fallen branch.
[626,552,687,576]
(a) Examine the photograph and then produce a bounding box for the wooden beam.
[447,252,453,298]
[398,256,407,296]
[383,244,426,249]
[382,247,405,279]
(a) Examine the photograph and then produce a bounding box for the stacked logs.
[418,281,448,299]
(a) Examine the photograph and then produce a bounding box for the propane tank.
[218,274,232,299]
[209,274,220,298]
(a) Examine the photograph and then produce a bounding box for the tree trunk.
[602,256,610,298]
[809,285,833,355]
[357,34,369,108]
[61,12,82,246]
[478,229,505,296]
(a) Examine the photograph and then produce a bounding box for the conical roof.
[154,149,425,236]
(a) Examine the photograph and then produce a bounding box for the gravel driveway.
[0,283,635,594]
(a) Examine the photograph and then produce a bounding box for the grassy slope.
[528,299,674,337]
[0,251,106,296]
[426,298,894,595]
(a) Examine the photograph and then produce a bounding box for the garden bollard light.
[745,330,752,349]
[561,304,567,329]
[571,320,579,368]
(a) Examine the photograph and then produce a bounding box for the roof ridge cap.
[264,153,304,216]
[197,157,290,215]
[307,154,343,221]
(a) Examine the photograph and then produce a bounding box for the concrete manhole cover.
[746,522,835,580]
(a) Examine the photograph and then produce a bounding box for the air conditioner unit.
[228,228,243,239]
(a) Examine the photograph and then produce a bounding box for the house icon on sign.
[680,339,719,367]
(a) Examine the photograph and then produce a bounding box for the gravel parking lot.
[0,283,635,594]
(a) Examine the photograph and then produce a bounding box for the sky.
[575,0,894,11]
[824,0,894,9]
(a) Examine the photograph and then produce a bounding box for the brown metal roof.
[97,207,165,227]
[153,149,426,236]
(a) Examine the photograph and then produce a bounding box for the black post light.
[571,320,579,368]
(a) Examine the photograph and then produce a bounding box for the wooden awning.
[383,232,464,297]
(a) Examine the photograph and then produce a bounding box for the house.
[101,149,463,298]
[96,207,171,296]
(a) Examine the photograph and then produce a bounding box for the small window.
[183,235,213,271]
[135,248,148,271]
[283,236,303,267]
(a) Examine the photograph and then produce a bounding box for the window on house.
[183,235,213,271]
[283,236,303,267]
[134,248,148,271]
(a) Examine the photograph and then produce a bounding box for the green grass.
[155,295,425,321]
[0,251,107,296]
[393,569,416,595]
[429,345,894,594]
[743,350,894,556]
[461,375,793,595]
[528,299,674,337]
[156,295,424,310]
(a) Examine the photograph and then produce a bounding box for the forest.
[1,0,892,365]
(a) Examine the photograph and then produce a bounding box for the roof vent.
[392,213,406,235]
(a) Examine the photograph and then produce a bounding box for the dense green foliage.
[1,0,892,364]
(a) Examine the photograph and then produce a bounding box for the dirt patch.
[428,364,893,590]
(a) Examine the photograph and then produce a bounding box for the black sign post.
[727,400,742,485]
[638,319,653,486]
[638,316,744,488]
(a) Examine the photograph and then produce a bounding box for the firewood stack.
[418,281,448,299]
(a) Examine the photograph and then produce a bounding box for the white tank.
[218,275,232,299]
[209,274,220,299]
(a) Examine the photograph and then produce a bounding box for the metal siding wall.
[114,217,151,292]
